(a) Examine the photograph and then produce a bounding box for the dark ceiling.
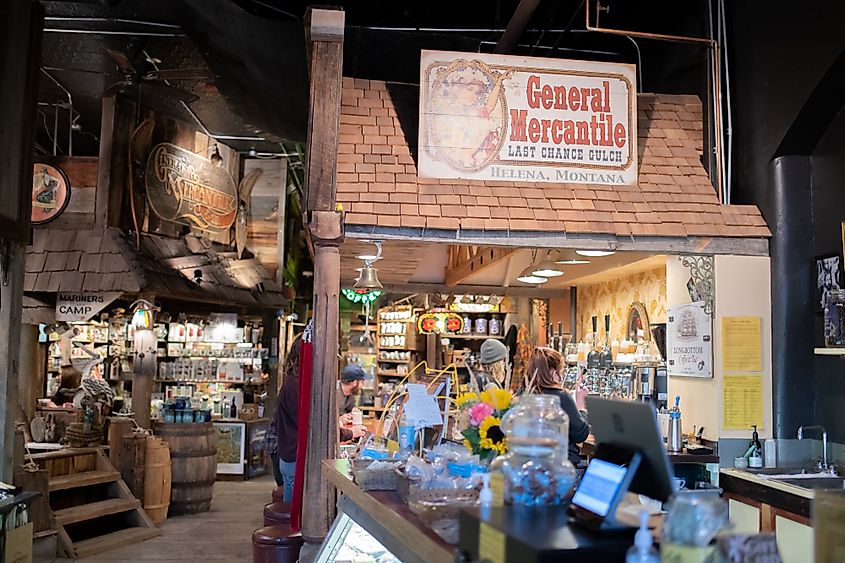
[37,0,713,157]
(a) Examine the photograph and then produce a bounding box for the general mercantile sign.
[419,50,637,186]
[145,143,238,233]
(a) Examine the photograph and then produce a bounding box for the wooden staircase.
[30,447,160,559]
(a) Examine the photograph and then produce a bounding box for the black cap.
[340,364,366,382]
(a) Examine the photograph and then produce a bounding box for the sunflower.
[456,392,479,408]
[488,388,512,411]
[463,438,473,451]
[479,416,507,455]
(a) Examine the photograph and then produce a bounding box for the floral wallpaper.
[576,265,667,342]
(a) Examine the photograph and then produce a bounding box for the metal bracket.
[679,255,715,317]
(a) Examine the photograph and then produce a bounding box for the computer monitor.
[585,397,674,503]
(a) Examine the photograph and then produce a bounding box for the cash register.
[458,398,673,562]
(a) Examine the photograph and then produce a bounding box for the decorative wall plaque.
[145,143,238,233]
[31,163,71,224]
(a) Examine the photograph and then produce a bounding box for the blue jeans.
[278,459,296,503]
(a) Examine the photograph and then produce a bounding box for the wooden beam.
[300,8,345,561]
[0,0,42,483]
[495,0,543,54]
[444,245,517,286]
[304,9,344,214]
[349,281,568,298]
[344,226,771,257]
[96,96,135,229]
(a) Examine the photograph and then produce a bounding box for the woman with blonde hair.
[525,347,590,466]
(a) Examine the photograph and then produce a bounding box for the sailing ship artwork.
[667,302,713,378]
[31,163,71,224]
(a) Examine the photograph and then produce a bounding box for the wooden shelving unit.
[375,305,422,401]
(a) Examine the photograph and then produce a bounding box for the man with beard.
[338,364,367,441]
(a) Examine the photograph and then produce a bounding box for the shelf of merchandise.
[376,358,411,363]
[444,334,505,340]
[376,371,408,378]
[375,305,423,404]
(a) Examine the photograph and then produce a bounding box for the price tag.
[478,522,506,563]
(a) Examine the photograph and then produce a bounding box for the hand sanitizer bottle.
[626,511,659,563]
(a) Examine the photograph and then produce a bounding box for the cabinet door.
[728,498,761,534]
[775,515,814,563]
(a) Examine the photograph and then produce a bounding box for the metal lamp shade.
[353,265,383,289]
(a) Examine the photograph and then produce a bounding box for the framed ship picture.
[31,163,71,224]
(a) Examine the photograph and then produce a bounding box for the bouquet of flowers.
[455,388,513,461]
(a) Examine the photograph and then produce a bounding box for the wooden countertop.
[322,459,454,563]
[720,468,815,500]
[580,436,720,464]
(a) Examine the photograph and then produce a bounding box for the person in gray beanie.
[474,338,510,391]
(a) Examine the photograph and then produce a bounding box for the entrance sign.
[145,143,238,233]
[56,292,121,322]
[419,50,637,186]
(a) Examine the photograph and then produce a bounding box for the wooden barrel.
[153,422,218,515]
[143,437,172,524]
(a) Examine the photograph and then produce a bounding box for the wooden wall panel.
[245,158,286,282]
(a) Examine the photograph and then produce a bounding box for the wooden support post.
[96,95,135,229]
[300,8,345,560]
[132,330,157,430]
[0,0,42,483]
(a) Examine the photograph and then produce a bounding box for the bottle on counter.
[229,399,238,419]
[747,425,763,468]
[626,510,659,563]
[667,396,683,453]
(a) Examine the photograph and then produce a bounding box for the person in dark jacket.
[272,335,302,502]
[338,365,368,442]
[525,347,590,467]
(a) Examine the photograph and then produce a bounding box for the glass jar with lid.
[824,289,845,347]
[489,394,577,506]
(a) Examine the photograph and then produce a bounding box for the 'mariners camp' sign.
[419,50,637,186]
[145,143,238,233]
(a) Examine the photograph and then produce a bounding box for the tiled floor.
[34,475,275,563]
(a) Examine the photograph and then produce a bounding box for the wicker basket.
[351,459,399,491]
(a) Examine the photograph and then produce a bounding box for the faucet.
[798,425,832,473]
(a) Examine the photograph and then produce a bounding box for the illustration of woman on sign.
[427,61,512,172]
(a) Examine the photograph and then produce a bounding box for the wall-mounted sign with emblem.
[667,301,712,378]
[419,50,637,186]
[145,143,238,233]
[56,292,122,322]
[32,163,71,224]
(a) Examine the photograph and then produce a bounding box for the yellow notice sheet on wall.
[723,374,763,430]
[722,317,762,372]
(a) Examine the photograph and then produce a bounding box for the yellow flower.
[456,392,479,408]
[480,390,492,405]
[463,438,472,451]
[479,416,507,455]
[489,388,512,411]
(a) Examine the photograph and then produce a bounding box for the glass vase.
[489,394,576,506]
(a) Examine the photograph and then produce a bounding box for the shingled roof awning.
[24,228,283,310]
[335,78,770,255]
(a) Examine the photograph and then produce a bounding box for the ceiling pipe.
[583,0,725,204]
[40,68,74,156]
[44,17,181,29]
[44,28,184,37]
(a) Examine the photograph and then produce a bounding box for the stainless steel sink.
[771,477,845,490]
[744,467,812,476]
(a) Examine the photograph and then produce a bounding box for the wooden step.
[53,498,141,525]
[49,469,121,492]
[72,526,161,559]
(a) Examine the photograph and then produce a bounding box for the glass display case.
[315,511,400,563]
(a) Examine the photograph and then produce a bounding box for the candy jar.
[489,394,576,506]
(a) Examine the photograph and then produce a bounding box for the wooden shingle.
[336,79,769,240]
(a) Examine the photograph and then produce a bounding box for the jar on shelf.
[488,314,502,336]
[489,394,576,506]
[825,289,845,347]
[462,315,472,334]
[474,316,488,335]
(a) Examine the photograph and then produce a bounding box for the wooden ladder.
[32,447,160,559]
